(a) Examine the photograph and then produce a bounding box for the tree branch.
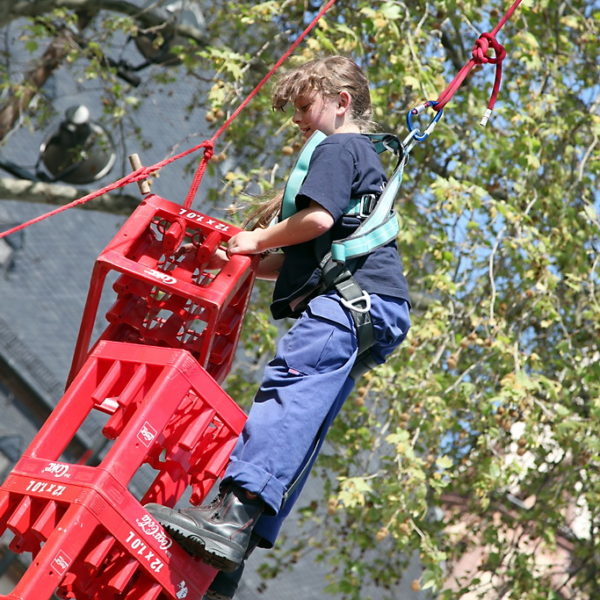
[0,13,92,141]
[0,0,208,44]
[0,0,209,140]
[0,177,140,215]
[440,28,466,73]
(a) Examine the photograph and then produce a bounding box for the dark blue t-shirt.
[271,133,410,319]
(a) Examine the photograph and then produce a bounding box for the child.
[146,55,411,599]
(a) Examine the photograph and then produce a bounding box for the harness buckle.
[340,290,372,314]
[357,194,378,218]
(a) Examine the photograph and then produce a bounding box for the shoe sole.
[159,521,242,573]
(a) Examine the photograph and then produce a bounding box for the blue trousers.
[223,292,410,547]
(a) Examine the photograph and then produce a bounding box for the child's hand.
[227,230,263,255]
[206,247,229,269]
[175,242,195,257]
[175,242,229,270]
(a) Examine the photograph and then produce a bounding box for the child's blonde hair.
[272,55,374,132]
[243,56,374,230]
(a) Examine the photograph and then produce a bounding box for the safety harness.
[280,130,408,377]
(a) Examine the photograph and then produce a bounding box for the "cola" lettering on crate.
[176,580,189,599]
[143,268,177,285]
[136,514,173,550]
[41,462,71,478]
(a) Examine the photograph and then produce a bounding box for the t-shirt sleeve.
[296,141,355,222]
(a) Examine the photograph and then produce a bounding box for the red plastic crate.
[67,195,258,386]
[0,341,247,600]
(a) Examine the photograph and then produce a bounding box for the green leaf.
[436,455,453,470]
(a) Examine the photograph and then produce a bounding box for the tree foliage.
[1,1,598,598]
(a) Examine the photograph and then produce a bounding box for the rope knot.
[137,166,155,180]
[202,142,215,161]
[472,32,506,65]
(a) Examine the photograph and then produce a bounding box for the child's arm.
[202,242,281,280]
[256,253,284,281]
[227,201,333,256]
[204,243,283,280]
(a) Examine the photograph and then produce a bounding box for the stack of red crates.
[0,195,257,599]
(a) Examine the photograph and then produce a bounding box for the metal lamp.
[38,105,116,185]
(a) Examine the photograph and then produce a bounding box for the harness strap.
[319,257,375,359]
[350,350,380,380]
[331,211,399,262]
[281,130,327,220]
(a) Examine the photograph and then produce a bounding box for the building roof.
[0,199,126,404]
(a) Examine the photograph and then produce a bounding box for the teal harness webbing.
[281,130,327,220]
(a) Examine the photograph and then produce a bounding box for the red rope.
[184,0,338,209]
[434,0,523,115]
[0,0,338,240]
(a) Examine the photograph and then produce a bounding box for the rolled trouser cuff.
[223,460,286,516]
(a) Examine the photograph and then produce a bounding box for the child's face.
[291,91,340,139]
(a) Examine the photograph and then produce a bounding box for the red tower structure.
[0,193,258,600]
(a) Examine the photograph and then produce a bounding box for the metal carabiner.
[406,101,444,142]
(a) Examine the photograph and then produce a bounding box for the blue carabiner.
[406,101,443,142]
